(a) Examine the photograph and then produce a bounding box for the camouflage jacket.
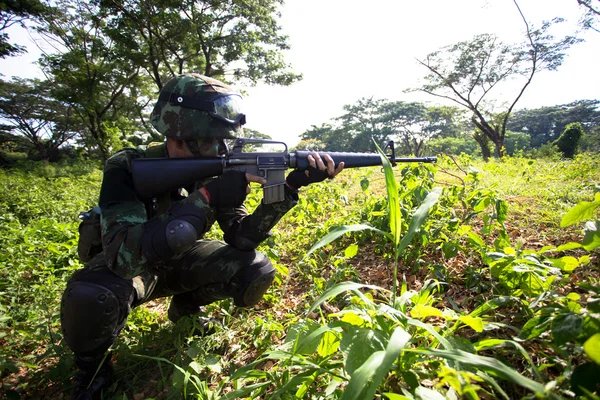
[98,143,298,279]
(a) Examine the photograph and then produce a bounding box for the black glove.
[203,171,248,207]
[286,166,331,190]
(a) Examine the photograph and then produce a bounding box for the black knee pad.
[61,281,120,354]
[232,257,275,307]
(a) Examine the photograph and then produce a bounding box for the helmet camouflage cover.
[151,73,243,139]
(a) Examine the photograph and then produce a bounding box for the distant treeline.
[295,98,600,158]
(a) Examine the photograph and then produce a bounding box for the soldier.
[60,73,344,399]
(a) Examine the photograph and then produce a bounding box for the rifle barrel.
[131,157,224,198]
[293,151,436,169]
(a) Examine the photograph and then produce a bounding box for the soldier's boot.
[69,353,113,400]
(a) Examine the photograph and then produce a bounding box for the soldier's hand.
[203,171,266,207]
[286,152,344,190]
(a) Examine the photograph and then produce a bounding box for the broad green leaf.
[205,355,221,373]
[341,327,411,400]
[411,304,442,319]
[469,296,511,318]
[306,281,384,316]
[340,351,385,400]
[296,325,333,355]
[583,221,600,251]
[567,292,581,301]
[561,200,600,227]
[397,187,443,254]
[584,334,600,364]
[465,231,486,249]
[360,177,370,191]
[519,316,550,340]
[552,314,583,345]
[415,386,446,400]
[306,224,386,258]
[345,243,359,258]
[340,327,386,375]
[459,315,484,332]
[374,140,401,246]
[549,256,579,273]
[496,199,508,224]
[570,362,600,397]
[317,330,340,358]
[338,311,368,327]
[384,394,411,400]
[556,242,583,251]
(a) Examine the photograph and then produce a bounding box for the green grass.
[1,153,599,399]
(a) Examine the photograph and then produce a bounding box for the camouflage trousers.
[61,240,272,357]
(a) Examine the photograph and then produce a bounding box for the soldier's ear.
[166,138,187,157]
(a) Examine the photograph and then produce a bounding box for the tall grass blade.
[414,348,546,394]
[305,224,387,258]
[306,282,384,315]
[220,382,271,400]
[373,140,401,247]
[397,187,442,255]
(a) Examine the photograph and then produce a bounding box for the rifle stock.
[131,139,437,202]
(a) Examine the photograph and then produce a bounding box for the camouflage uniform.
[61,142,298,356]
[59,73,336,399]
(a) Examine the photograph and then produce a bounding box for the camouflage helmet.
[151,73,246,139]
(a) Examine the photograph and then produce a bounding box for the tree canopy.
[507,99,600,147]
[0,0,47,58]
[411,2,581,157]
[3,0,302,160]
[299,98,463,155]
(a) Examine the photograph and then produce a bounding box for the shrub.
[426,136,479,156]
[553,122,584,158]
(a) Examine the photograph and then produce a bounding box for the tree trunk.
[473,131,492,161]
[472,116,506,158]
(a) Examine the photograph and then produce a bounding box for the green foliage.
[0,0,47,58]
[554,122,585,158]
[299,99,463,154]
[412,19,581,158]
[426,136,480,156]
[0,78,82,161]
[507,99,600,147]
[2,156,600,399]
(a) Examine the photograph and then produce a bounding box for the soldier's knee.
[231,255,275,307]
[61,281,121,354]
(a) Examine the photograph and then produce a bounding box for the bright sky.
[1,0,598,147]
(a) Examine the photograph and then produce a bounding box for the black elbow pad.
[142,203,207,263]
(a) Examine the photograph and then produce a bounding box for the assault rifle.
[131,139,437,204]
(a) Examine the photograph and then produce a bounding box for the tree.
[0,0,47,58]
[577,0,600,32]
[334,97,393,152]
[554,122,584,158]
[99,0,301,89]
[412,1,580,158]
[0,77,81,160]
[299,123,342,150]
[292,138,326,152]
[383,102,463,156]
[36,0,144,160]
[507,99,600,147]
